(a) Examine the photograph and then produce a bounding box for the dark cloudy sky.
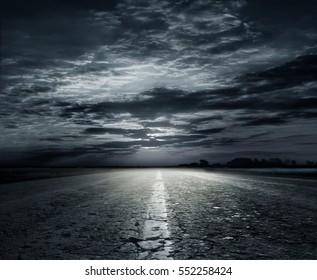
[1,0,317,166]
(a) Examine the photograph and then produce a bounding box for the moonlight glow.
[1,0,317,166]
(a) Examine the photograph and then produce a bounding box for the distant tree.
[269,158,283,167]
[291,160,297,166]
[227,158,254,168]
[253,158,260,167]
[260,158,268,167]
[199,159,209,167]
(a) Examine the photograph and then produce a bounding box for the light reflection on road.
[0,168,316,259]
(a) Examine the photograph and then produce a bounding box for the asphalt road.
[0,169,316,259]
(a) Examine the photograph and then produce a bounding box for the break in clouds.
[1,0,317,166]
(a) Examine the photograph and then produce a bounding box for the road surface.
[0,168,316,259]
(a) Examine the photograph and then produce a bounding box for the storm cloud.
[1,0,317,166]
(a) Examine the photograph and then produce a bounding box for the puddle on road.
[137,171,173,259]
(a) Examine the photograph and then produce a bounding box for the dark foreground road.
[0,169,316,259]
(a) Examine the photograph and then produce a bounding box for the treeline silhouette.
[179,158,317,168]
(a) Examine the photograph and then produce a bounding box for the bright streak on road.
[0,168,316,259]
[138,171,172,259]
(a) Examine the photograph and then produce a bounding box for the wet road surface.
[0,168,316,259]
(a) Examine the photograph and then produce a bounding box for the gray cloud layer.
[1,0,317,165]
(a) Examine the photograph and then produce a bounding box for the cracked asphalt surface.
[0,168,316,259]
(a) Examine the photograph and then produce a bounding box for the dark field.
[0,168,316,259]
